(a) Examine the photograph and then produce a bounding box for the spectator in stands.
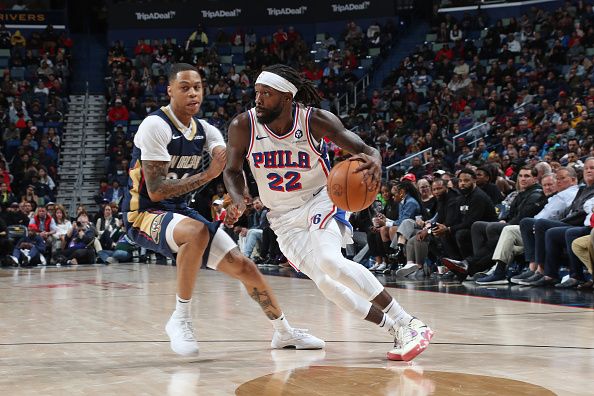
[212,199,226,222]
[450,24,463,42]
[435,169,497,275]
[372,181,422,273]
[51,204,71,252]
[457,106,475,132]
[10,29,26,53]
[367,21,381,41]
[0,182,16,206]
[344,20,363,49]
[185,24,208,50]
[401,178,459,277]
[492,167,578,285]
[476,165,504,204]
[9,223,45,267]
[443,166,546,279]
[97,233,136,264]
[104,180,125,206]
[5,201,28,226]
[107,98,129,125]
[519,158,594,287]
[58,212,96,265]
[570,229,594,290]
[133,39,152,68]
[37,166,55,194]
[407,157,425,181]
[239,197,268,260]
[44,103,63,123]
[21,184,42,207]
[95,203,122,251]
[29,205,57,249]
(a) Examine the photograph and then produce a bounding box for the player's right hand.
[225,201,246,224]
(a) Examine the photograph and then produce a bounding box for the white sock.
[383,299,412,327]
[175,295,191,318]
[379,313,396,333]
[271,312,292,333]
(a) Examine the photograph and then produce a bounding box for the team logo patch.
[294,129,303,139]
[150,214,166,243]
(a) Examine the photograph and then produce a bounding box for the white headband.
[255,71,298,97]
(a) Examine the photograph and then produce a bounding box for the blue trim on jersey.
[320,140,332,171]
[333,208,353,232]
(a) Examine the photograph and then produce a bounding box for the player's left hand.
[350,153,382,192]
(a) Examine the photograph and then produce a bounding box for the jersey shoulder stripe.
[246,109,256,160]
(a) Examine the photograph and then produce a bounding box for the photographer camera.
[55,213,97,265]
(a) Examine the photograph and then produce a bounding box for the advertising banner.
[108,1,394,29]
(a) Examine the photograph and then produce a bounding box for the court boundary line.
[1,340,593,350]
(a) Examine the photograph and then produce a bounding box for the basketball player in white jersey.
[224,64,433,361]
[122,63,323,356]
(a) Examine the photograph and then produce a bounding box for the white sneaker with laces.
[165,313,200,356]
[395,263,419,278]
[368,262,381,271]
[375,263,387,272]
[271,328,325,350]
[387,318,434,361]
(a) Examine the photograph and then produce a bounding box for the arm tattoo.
[143,160,211,200]
[249,287,278,320]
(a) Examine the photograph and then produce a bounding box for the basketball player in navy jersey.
[224,64,433,361]
[121,63,323,356]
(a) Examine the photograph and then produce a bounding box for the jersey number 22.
[267,171,302,192]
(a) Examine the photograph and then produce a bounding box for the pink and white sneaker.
[387,318,434,361]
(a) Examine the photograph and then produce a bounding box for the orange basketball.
[326,159,379,212]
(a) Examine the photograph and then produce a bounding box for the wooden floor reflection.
[236,366,556,396]
[1,264,592,395]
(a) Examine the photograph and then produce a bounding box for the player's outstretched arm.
[310,108,382,190]
[223,113,251,220]
[143,148,225,202]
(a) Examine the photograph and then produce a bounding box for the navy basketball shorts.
[124,207,236,269]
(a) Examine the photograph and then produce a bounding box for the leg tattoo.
[249,288,278,320]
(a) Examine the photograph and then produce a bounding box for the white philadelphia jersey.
[246,104,331,212]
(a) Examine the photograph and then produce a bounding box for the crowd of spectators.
[0,22,104,268]
[332,1,594,289]
[104,19,396,141]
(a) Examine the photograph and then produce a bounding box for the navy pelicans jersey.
[122,106,223,220]
[246,103,331,212]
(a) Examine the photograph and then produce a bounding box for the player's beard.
[256,104,283,125]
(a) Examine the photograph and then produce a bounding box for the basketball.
[326,159,379,212]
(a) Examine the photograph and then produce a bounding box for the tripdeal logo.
[331,1,371,13]
[201,8,242,18]
[266,6,308,16]
[135,11,176,21]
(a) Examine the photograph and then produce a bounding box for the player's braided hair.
[263,64,322,108]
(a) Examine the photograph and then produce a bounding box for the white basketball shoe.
[165,313,200,356]
[387,318,434,361]
[271,328,325,350]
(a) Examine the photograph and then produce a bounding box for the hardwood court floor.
[1,264,593,395]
